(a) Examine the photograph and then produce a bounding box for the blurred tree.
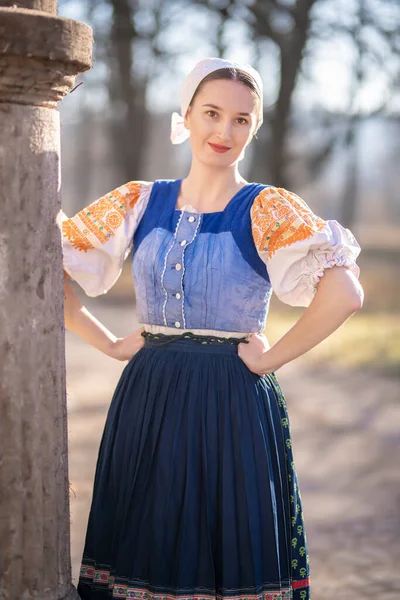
[61,0,174,183]
[107,0,143,182]
[107,0,174,182]
[74,101,94,205]
[245,0,319,186]
[297,0,400,226]
[335,0,399,227]
[192,0,236,57]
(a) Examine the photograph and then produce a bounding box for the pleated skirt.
[77,336,310,600]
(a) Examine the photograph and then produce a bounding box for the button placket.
[160,210,184,326]
[162,210,201,328]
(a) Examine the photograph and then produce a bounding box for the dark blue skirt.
[77,336,310,600]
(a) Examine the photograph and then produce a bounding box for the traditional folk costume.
[60,59,361,600]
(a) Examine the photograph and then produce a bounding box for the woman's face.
[184,78,259,167]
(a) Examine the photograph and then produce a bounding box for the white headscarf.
[170,57,263,145]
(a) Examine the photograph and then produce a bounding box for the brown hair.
[189,67,261,108]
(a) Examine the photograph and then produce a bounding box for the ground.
[66,298,400,599]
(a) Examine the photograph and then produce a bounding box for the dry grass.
[265,309,400,377]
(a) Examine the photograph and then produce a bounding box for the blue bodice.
[132,180,272,333]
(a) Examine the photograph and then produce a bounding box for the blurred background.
[59,1,400,598]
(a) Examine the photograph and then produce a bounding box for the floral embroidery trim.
[251,187,326,260]
[61,181,142,253]
[80,563,309,599]
[112,589,293,600]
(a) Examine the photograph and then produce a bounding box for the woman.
[61,58,363,600]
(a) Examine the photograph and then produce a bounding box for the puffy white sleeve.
[58,180,153,296]
[251,186,361,307]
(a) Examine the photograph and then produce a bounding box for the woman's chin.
[196,152,240,169]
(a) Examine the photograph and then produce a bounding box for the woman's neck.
[178,160,248,212]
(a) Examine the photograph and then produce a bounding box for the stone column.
[0,2,92,599]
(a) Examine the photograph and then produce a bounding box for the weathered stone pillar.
[0,2,92,599]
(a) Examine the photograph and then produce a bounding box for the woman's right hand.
[111,327,145,361]
[238,332,271,376]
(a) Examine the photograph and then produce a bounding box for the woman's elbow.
[343,276,364,313]
[317,265,364,312]
[350,284,364,312]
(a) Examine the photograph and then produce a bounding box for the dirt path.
[66,300,400,599]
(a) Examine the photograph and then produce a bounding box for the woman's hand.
[238,333,276,376]
[240,267,363,374]
[111,327,145,361]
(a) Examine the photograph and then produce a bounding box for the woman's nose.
[216,120,232,141]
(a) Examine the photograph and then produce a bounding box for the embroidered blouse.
[59,179,361,335]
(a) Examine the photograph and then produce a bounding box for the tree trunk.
[340,0,366,228]
[108,0,148,182]
[341,122,359,228]
[249,0,317,186]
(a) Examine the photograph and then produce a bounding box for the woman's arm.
[64,272,144,361]
[238,266,364,375]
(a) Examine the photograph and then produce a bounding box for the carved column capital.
[0,6,92,106]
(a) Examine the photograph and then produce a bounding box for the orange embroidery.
[62,219,95,252]
[62,181,143,252]
[125,181,142,209]
[251,186,326,259]
[106,212,123,230]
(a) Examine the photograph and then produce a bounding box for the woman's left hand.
[238,333,275,376]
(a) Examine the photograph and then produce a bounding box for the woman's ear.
[184,105,191,130]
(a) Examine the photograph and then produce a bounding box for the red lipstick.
[208,143,231,154]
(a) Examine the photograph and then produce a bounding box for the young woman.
[61,58,363,600]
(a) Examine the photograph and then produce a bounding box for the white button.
[175,263,182,271]
[188,216,195,223]
[176,293,181,299]
[175,321,181,328]
[180,240,187,246]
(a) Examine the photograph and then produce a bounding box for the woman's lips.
[208,143,231,153]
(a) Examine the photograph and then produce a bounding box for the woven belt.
[141,330,249,346]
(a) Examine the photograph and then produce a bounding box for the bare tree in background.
[107,0,144,182]
[338,0,399,228]
[107,0,179,181]
[291,0,400,226]
[245,0,399,208]
[245,0,318,186]
[193,0,237,57]
[341,0,369,230]
[61,0,173,183]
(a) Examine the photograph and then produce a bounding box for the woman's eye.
[207,110,217,117]
[236,117,248,125]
